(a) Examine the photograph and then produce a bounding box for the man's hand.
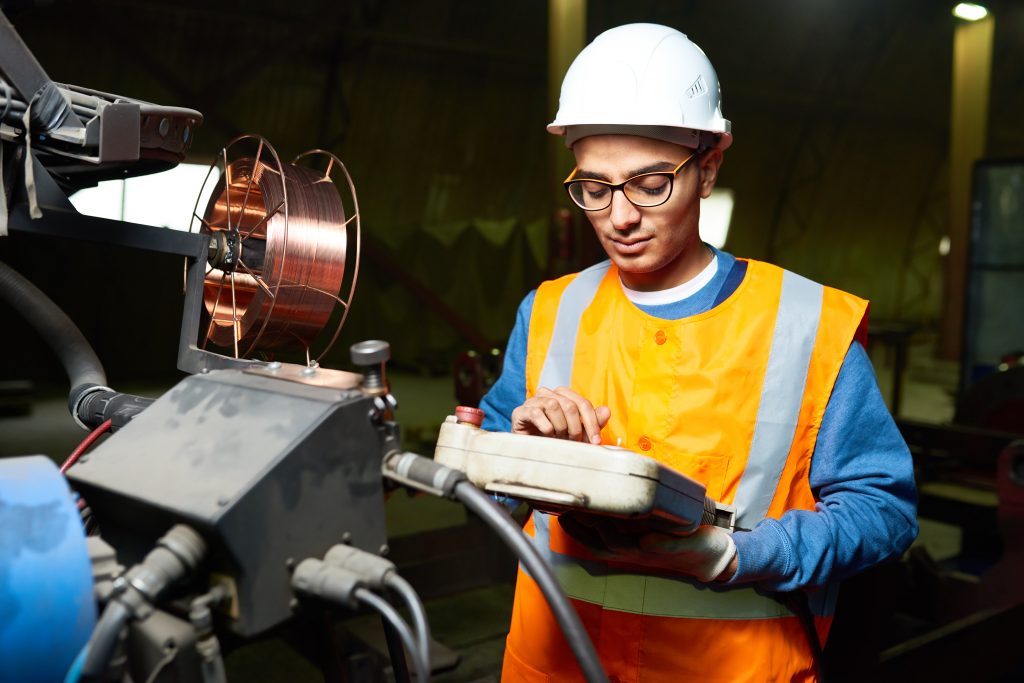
[511,387,611,444]
[560,515,737,583]
[634,527,738,582]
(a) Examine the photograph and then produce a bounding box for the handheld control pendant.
[433,409,735,534]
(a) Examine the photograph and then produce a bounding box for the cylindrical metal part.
[291,558,361,609]
[323,544,395,587]
[124,525,206,603]
[76,389,155,431]
[351,340,390,393]
[81,525,206,680]
[350,339,391,365]
[385,452,466,499]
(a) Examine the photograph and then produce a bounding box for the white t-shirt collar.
[620,253,719,306]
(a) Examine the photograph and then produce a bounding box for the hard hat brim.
[549,123,733,151]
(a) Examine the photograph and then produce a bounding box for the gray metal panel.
[68,370,390,636]
[70,372,342,520]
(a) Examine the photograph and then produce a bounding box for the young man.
[479,23,918,682]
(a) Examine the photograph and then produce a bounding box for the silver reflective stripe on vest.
[733,271,824,529]
[537,260,612,389]
[527,512,793,620]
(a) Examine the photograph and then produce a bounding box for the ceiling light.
[953,3,989,21]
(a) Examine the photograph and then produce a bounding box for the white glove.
[560,515,737,583]
[637,525,737,582]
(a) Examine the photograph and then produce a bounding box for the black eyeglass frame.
[562,151,700,211]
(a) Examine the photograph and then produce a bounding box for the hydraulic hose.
[355,587,429,683]
[291,554,432,682]
[453,481,608,683]
[0,260,106,410]
[78,600,131,683]
[385,574,431,672]
[80,525,206,682]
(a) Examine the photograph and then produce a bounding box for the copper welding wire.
[199,157,347,356]
[262,164,348,352]
[310,154,362,364]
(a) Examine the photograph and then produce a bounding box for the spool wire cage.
[188,135,361,367]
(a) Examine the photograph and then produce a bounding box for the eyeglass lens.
[567,173,674,210]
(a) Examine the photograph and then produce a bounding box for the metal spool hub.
[190,135,361,362]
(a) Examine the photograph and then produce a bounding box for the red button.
[655,330,667,345]
[638,436,652,451]
[455,406,485,427]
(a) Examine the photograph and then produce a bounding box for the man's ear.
[698,148,723,199]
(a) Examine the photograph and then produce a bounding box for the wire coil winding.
[192,136,359,362]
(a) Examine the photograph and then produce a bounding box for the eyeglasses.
[563,152,698,211]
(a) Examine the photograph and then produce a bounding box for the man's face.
[571,134,722,292]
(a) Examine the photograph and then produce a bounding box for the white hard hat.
[548,23,732,151]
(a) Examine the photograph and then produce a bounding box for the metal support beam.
[547,0,585,274]
[6,156,207,258]
[941,15,993,361]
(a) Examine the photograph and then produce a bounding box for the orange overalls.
[502,258,868,683]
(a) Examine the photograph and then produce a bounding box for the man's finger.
[550,387,607,444]
[536,388,579,440]
[512,403,554,436]
[516,401,565,438]
[539,396,571,438]
[540,389,581,438]
[517,396,573,439]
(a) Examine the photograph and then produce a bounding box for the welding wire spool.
[188,136,359,362]
[291,149,361,364]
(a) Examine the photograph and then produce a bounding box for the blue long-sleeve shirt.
[479,247,918,591]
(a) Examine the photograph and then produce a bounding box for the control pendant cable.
[383,451,609,683]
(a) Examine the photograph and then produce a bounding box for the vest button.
[638,436,652,451]
[655,330,667,345]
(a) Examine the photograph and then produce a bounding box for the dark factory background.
[1,1,1023,681]
[3,0,1022,379]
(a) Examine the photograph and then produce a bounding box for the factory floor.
[0,334,983,681]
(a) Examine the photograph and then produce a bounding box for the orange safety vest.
[502,258,868,683]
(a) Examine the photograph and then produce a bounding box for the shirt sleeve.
[729,341,919,591]
[479,290,535,432]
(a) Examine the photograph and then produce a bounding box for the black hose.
[378,606,413,683]
[385,574,431,672]
[453,482,608,683]
[0,260,106,402]
[355,587,429,682]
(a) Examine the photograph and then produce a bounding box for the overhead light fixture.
[953,3,989,21]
